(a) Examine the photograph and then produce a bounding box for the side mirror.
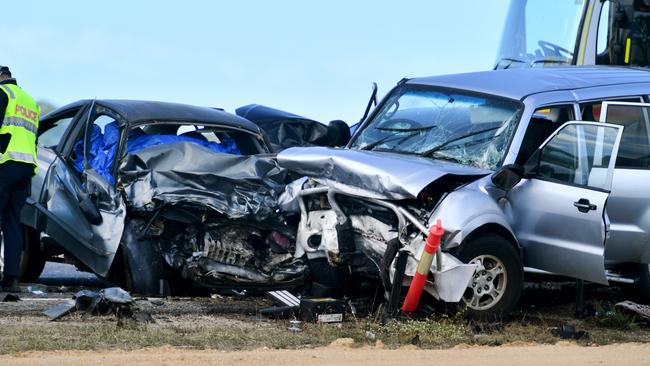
[79,193,103,225]
[491,164,524,191]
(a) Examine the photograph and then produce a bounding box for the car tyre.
[456,234,523,320]
[19,226,46,283]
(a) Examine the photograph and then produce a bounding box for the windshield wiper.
[375,125,436,132]
[420,126,500,157]
[360,125,436,151]
[531,59,570,66]
[494,57,526,70]
[359,131,421,151]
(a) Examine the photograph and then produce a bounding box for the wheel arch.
[461,223,522,258]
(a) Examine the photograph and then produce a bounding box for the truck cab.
[496,0,650,69]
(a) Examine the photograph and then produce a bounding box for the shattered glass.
[350,85,522,170]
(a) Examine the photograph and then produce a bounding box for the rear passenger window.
[600,103,650,169]
[579,98,642,121]
[516,105,574,165]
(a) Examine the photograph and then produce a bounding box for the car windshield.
[349,86,522,170]
[496,0,587,68]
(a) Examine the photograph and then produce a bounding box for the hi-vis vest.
[0,83,39,169]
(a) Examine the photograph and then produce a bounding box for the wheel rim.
[462,254,507,311]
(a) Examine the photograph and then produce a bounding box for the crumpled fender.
[428,176,519,251]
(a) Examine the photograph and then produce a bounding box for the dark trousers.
[0,161,33,278]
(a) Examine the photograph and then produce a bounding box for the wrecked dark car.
[236,104,350,152]
[20,100,305,294]
[277,67,650,319]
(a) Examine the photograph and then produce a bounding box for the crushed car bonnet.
[277,147,490,200]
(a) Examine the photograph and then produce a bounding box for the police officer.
[0,66,40,292]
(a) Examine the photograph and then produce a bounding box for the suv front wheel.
[457,234,523,320]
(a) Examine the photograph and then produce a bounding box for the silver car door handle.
[574,198,597,213]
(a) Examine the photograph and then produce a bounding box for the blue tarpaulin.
[73,122,240,185]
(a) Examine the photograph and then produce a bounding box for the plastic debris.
[101,287,133,304]
[616,300,650,320]
[43,287,141,322]
[554,324,587,340]
[43,301,76,320]
[287,320,303,333]
[0,293,20,302]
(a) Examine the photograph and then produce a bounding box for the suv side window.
[516,105,574,165]
[538,124,618,190]
[581,99,650,169]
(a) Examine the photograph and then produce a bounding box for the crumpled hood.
[277,147,490,200]
[119,142,288,220]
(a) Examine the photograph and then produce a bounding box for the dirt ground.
[0,280,649,363]
[2,342,650,366]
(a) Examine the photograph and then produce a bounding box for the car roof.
[44,99,263,134]
[407,66,650,101]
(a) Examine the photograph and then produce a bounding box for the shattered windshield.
[349,86,522,170]
[496,0,587,68]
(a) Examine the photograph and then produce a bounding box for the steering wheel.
[377,118,424,131]
[538,40,574,59]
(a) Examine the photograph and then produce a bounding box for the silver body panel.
[277,147,489,200]
[508,179,609,284]
[605,169,650,263]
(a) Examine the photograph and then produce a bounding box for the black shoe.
[1,277,20,292]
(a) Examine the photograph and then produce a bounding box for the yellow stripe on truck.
[577,1,594,65]
[625,37,631,64]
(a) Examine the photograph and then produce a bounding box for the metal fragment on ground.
[43,301,76,320]
[616,300,650,320]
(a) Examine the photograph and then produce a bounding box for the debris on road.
[287,319,302,333]
[0,293,20,302]
[260,290,300,318]
[616,301,650,321]
[43,287,142,322]
[300,298,346,323]
[554,324,587,340]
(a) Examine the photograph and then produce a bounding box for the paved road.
[36,262,104,287]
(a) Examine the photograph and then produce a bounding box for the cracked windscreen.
[349,85,522,170]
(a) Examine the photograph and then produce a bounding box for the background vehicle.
[236,104,351,152]
[497,0,650,69]
[278,67,650,318]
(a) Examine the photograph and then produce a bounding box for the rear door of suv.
[598,101,650,264]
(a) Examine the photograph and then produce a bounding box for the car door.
[21,105,86,230]
[598,101,650,264]
[39,102,126,277]
[507,121,623,284]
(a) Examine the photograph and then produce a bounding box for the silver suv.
[278,67,650,318]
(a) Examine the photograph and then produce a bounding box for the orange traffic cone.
[401,219,444,313]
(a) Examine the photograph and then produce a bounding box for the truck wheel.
[457,234,523,320]
[637,263,650,302]
[19,226,46,283]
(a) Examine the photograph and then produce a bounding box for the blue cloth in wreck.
[73,122,241,185]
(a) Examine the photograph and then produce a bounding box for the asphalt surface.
[36,262,103,287]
